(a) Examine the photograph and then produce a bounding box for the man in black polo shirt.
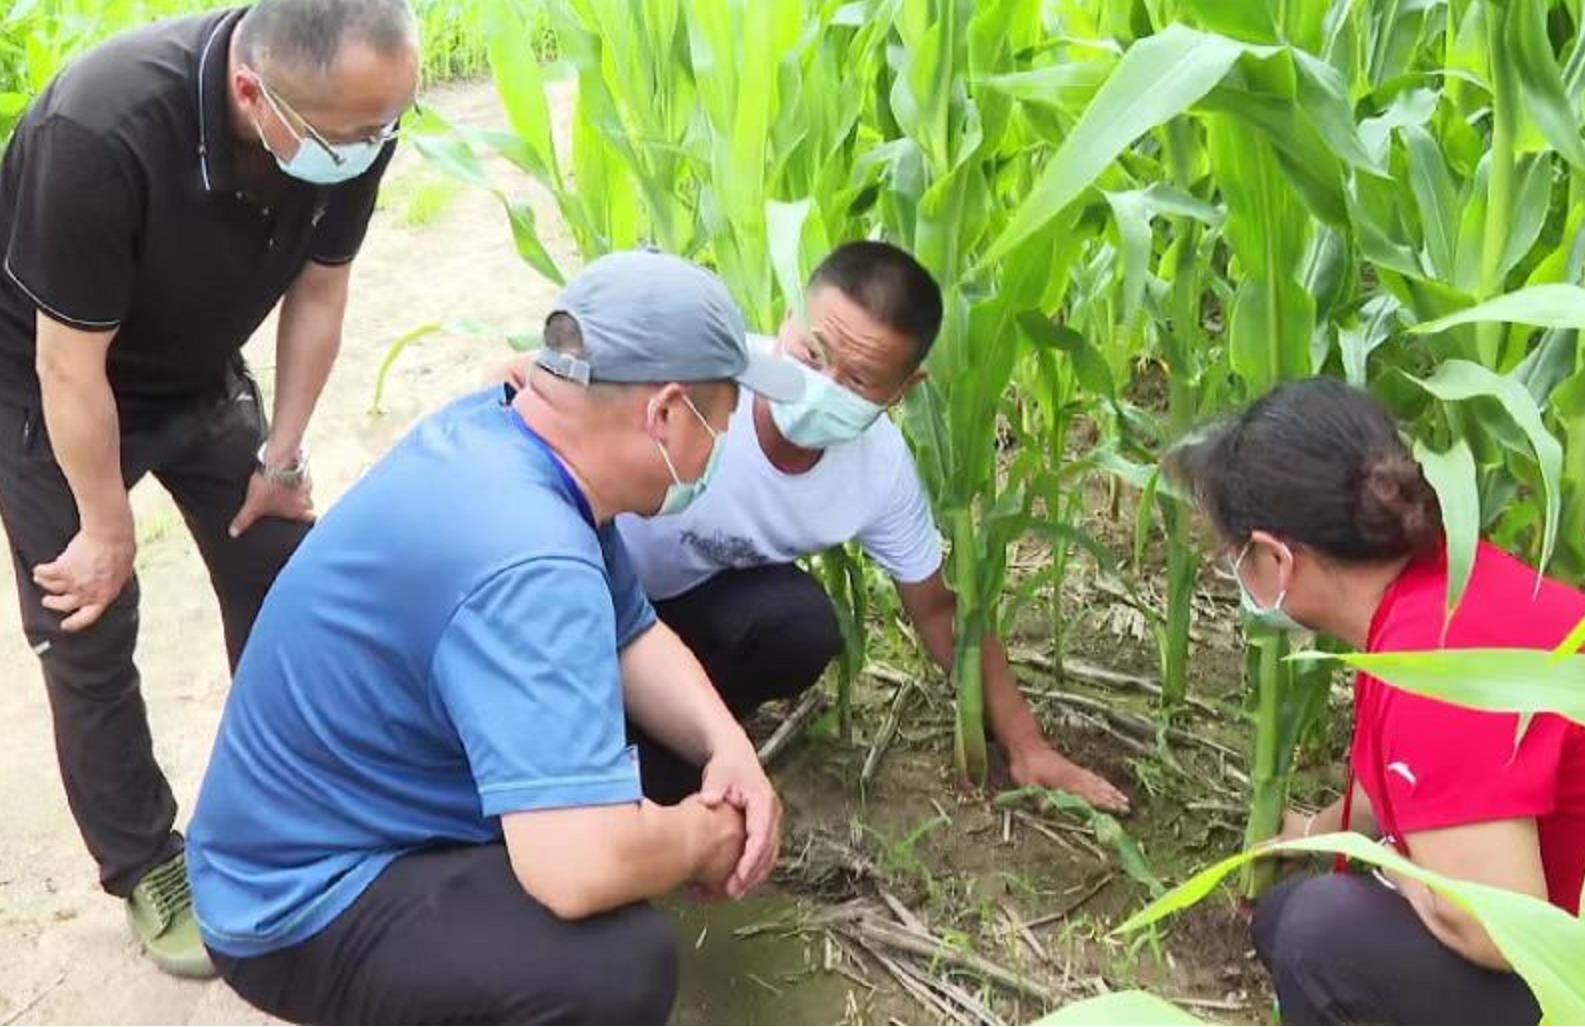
[0,0,419,978]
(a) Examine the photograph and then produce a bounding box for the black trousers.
[1252,873,1541,1025]
[0,367,306,896]
[211,844,679,1025]
[635,563,843,804]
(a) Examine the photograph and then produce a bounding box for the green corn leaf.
[569,89,639,255]
[409,115,566,285]
[1135,466,1162,571]
[767,199,814,330]
[503,200,565,286]
[1288,647,1585,726]
[1339,294,1402,387]
[409,112,494,191]
[1291,49,1387,177]
[1034,991,1205,1026]
[1411,284,1585,332]
[485,0,558,183]
[372,320,501,413]
[1508,0,1585,170]
[1177,0,1278,43]
[1103,184,1223,326]
[975,61,1114,108]
[1116,832,1585,1025]
[1407,361,1563,579]
[372,323,442,414]
[1503,157,1554,278]
[1553,616,1585,661]
[1016,313,1116,401]
[1228,277,1315,395]
[1413,438,1479,634]
[982,25,1253,266]
[1401,123,1460,280]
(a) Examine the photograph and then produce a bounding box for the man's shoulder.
[325,391,602,562]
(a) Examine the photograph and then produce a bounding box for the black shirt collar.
[195,8,247,194]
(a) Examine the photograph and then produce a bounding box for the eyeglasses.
[256,76,404,166]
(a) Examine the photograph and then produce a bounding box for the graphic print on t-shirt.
[680,529,771,570]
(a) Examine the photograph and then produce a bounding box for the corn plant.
[969,0,1581,875]
[408,0,1585,846]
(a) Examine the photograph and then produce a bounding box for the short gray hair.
[237,0,419,76]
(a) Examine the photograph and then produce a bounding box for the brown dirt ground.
[0,81,1274,1025]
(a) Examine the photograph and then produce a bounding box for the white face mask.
[252,77,391,186]
[770,360,890,450]
[652,395,723,517]
[1232,541,1305,633]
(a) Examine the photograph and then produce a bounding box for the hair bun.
[1360,454,1443,556]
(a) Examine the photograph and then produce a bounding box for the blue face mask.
[653,395,723,517]
[1233,541,1305,633]
[770,360,890,450]
[254,79,390,185]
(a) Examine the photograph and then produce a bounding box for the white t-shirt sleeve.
[855,424,943,584]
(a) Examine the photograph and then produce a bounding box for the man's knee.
[762,567,843,682]
[553,904,678,1024]
[27,579,142,694]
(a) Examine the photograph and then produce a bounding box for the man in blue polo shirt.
[187,251,805,1024]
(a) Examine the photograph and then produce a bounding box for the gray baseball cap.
[535,250,804,403]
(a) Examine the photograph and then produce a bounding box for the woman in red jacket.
[1170,377,1585,1026]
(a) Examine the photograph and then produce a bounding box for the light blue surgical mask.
[653,395,723,516]
[254,78,392,185]
[770,361,889,450]
[1232,541,1305,634]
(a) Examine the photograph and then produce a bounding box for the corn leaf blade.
[1413,438,1479,632]
[1034,990,1205,1026]
[1410,283,1585,332]
[983,25,1252,266]
[1408,361,1563,579]
[1116,832,1585,1025]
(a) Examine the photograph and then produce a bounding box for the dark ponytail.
[1167,378,1443,562]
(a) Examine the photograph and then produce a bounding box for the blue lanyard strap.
[503,391,595,528]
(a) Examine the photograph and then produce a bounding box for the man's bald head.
[237,0,419,83]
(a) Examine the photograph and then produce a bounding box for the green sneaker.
[125,853,216,980]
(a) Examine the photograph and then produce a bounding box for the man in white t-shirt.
[606,242,1129,812]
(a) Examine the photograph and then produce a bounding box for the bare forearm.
[981,633,1048,753]
[505,801,704,919]
[622,624,752,767]
[1312,783,1377,837]
[38,352,129,536]
[268,269,348,461]
[907,585,1046,755]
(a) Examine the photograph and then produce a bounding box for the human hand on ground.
[1008,744,1131,814]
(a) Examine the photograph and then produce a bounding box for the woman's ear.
[1250,529,1296,590]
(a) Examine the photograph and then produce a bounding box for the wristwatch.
[255,441,310,489]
